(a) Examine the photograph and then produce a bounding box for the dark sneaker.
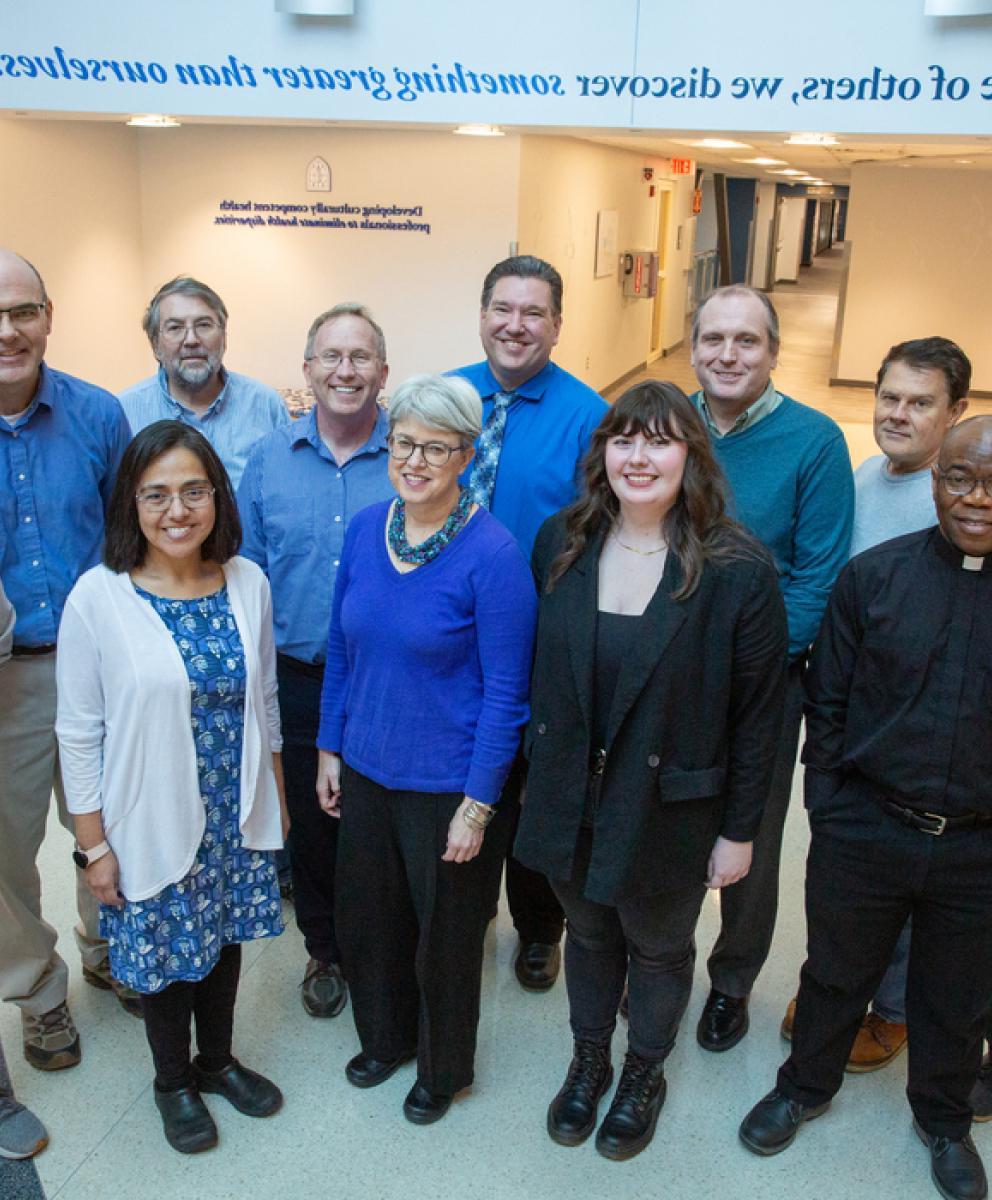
[301,958,347,1018]
[22,1002,81,1071]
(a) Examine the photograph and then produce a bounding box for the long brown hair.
[546,381,764,599]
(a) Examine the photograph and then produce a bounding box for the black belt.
[12,643,56,657]
[880,798,992,837]
[276,652,324,680]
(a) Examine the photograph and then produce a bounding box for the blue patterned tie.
[468,391,515,509]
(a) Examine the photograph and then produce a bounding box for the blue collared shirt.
[450,359,607,558]
[237,406,394,663]
[0,364,132,647]
[119,366,290,490]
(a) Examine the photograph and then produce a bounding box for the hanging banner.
[0,0,990,134]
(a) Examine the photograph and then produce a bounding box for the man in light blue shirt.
[238,302,394,1023]
[120,276,289,490]
[0,248,135,1075]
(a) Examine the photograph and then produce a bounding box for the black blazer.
[515,513,788,904]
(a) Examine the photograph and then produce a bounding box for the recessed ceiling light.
[785,132,839,146]
[453,124,505,137]
[956,159,974,164]
[126,114,180,128]
[675,138,752,150]
[732,156,788,166]
[770,168,805,176]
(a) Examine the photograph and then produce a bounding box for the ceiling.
[588,129,992,183]
[8,109,992,182]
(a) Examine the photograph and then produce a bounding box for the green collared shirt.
[694,379,783,439]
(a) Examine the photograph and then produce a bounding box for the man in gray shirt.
[781,335,970,1074]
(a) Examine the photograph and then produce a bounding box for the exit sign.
[670,158,693,175]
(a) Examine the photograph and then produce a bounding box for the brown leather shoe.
[846,1012,907,1074]
[780,998,797,1042]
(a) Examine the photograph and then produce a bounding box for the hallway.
[608,244,990,464]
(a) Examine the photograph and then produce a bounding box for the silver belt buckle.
[921,811,947,836]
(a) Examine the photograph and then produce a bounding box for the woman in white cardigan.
[56,421,287,1155]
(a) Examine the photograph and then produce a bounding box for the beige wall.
[517,136,690,392]
[0,118,148,392]
[134,124,521,390]
[774,197,805,284]
[1,118,700,400]
[836,164,992,392]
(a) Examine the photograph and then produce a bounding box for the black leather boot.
[547,1040,614,1146]
[595,1051,667,1161]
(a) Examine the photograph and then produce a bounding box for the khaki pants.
[0,653,104,1017]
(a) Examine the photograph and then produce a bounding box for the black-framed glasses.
[936,470,992,499]
[135,485,216,512]
[0,303,46,328]
[387,434,466,467]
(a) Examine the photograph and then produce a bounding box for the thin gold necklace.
[611,528,667,557]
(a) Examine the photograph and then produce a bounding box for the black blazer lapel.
[604,553,689,750]
[558,532,603,736]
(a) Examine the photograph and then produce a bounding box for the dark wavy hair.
[104,421,241,572]
[546,382,765,600]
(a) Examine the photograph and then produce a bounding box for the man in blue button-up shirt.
[0,248,134,1073]
[120,276,289,490]
[239,302,394,1021]
[450,255,607,995]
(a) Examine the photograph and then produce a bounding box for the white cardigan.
[56,558,284,901]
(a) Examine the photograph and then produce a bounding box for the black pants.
[335,766,511,1095]
[707,660,805,997]
[779,776,992,1139]
[505,756,565,944]
[140,944,241,1090]
[277,655,340,965]
[551,827,706,1062]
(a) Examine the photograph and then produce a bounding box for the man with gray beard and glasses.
[120,276,289,490]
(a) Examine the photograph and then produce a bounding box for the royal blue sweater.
[700,394,854,660]
[317,501,537,805]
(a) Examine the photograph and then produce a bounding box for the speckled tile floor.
[1,764,981,1200]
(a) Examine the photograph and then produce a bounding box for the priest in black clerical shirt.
[739,416,992,1200]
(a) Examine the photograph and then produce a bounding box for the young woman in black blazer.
[515,382,788,1161]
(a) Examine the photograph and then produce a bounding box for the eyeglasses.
[0,303,46,328]
[937,470,992,499]
[307,351,376,371]
[135,485,216,512]
[159,318,224,343]
[387,435,466,467]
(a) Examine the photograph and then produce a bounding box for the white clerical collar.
[963,555,985,571]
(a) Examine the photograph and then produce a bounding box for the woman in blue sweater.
[316,373,537,1124]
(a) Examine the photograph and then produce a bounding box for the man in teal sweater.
[690,285,854,1053]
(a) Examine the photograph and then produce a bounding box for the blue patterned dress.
[101,585,283,994]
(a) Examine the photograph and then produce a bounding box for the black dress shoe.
[697,988,749,1052]
[514,941,561,991]
[739,1088,830,1156]
[915,1118,989,1200]
[595,1051,667,1161]
[403,1081,452,1125]
[345,1051,415,1089]
[547,1040,614,1147]
[153,1083,218,1154]
[192,1058,282,1117]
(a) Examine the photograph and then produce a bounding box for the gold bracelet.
[463,800,494,831]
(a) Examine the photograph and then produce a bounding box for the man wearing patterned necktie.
[449,254,606,992]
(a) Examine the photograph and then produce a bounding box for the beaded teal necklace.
[388,488,474,566]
